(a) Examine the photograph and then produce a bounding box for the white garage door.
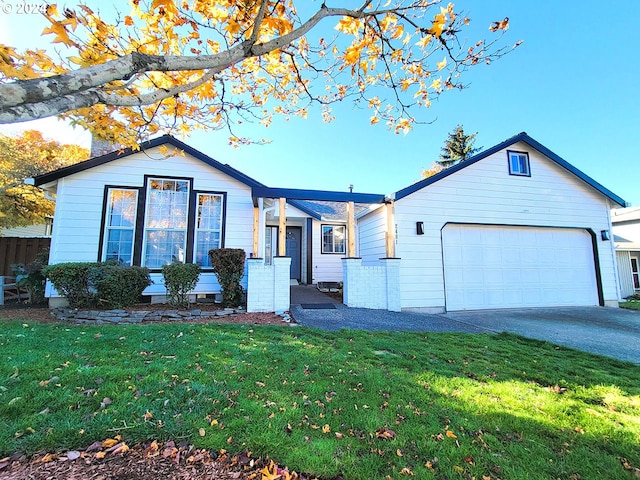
[442,225,599,311]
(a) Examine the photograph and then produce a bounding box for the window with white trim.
[142,178,189,268]
[102,188,138,265]
[322,225,346,254]
[194,193,224,267]
[508,150,530,176]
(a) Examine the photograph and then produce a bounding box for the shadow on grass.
[0,322,638,479]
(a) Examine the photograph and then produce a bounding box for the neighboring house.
[611,207,640,298]
[0,217,53,237]
[33,132,627,313]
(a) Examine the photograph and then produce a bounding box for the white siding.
[616,250,635,298]
[310,220,345,283]
[1,224,49,237]
[48,146,255,297]
[394,141,620,310]
[358,206,387,264]
[613,222,640,244]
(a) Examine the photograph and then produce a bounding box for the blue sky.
[1,1,638,205]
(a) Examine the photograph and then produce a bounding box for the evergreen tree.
[436,125,481,168]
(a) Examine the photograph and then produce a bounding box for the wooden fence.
[0,237,51,276]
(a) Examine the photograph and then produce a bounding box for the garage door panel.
[443,225,598,310]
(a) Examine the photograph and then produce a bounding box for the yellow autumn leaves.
[0,1,513,146]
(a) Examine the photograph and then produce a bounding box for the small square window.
[322,225,346,254]
[507,150,530,176]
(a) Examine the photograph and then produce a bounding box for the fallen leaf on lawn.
[453,465,464,473]
[260,460,281,480]
[446,430,457,439]
[102,437,120,448]
[162,447,178,458]
[199,428,206,437]
[227,436,233,444]
[335,432,344,438]
[145,440,160,457]
[256,381,266,387]
[40,454,54,463]
[375,427,396,439]
[110,443,129,455]
[399,467,414,475]
[143,410,153,421]
[85,441,103,452]
[95,451,106,459]
[8,397,22,405]
[322,424,330,433]
[548,384,568,394]
[211,419,218,426]
[396,449,403,457]
[620,457,640,476]
[463,456,474,464]
[432,433,444,441]
[574,427,585,434]
[66,451,81,460]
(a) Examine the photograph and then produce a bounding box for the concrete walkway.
[290,285,485,333]
[289,286,640,364]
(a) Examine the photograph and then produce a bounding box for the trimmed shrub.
[162,262,201,308]
[209,248,246,308]
[90,264,152,309]
[43,262,99,308]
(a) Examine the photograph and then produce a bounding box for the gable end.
[394,132,627,207]
[33,135,265,190]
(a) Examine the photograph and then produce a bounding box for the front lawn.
[620,301,640,311]
[0,320,638,479]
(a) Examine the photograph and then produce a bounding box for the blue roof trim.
[394,132,627,207]
[252,186,387,204]
[34,135,266,189]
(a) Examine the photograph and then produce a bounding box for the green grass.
[0,320,638,480]
[620,301,640,310]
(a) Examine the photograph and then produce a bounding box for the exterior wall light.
[601,230,610,241]
[416,221,424,235]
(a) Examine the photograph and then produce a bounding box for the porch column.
[385,201,396,258]
[347,200,356,258]
[278,197,287,256]
[252,205,260,258]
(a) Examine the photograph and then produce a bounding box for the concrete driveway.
[440,307,640,365]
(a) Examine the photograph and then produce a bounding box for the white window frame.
[321,224,346,254]
[141,177,190,268]
[102,188,138,265]
[507,150,531,176]
[194,193,224,267]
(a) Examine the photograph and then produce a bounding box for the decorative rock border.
[51,307,249,324]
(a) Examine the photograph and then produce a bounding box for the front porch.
[246,187,402,313]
